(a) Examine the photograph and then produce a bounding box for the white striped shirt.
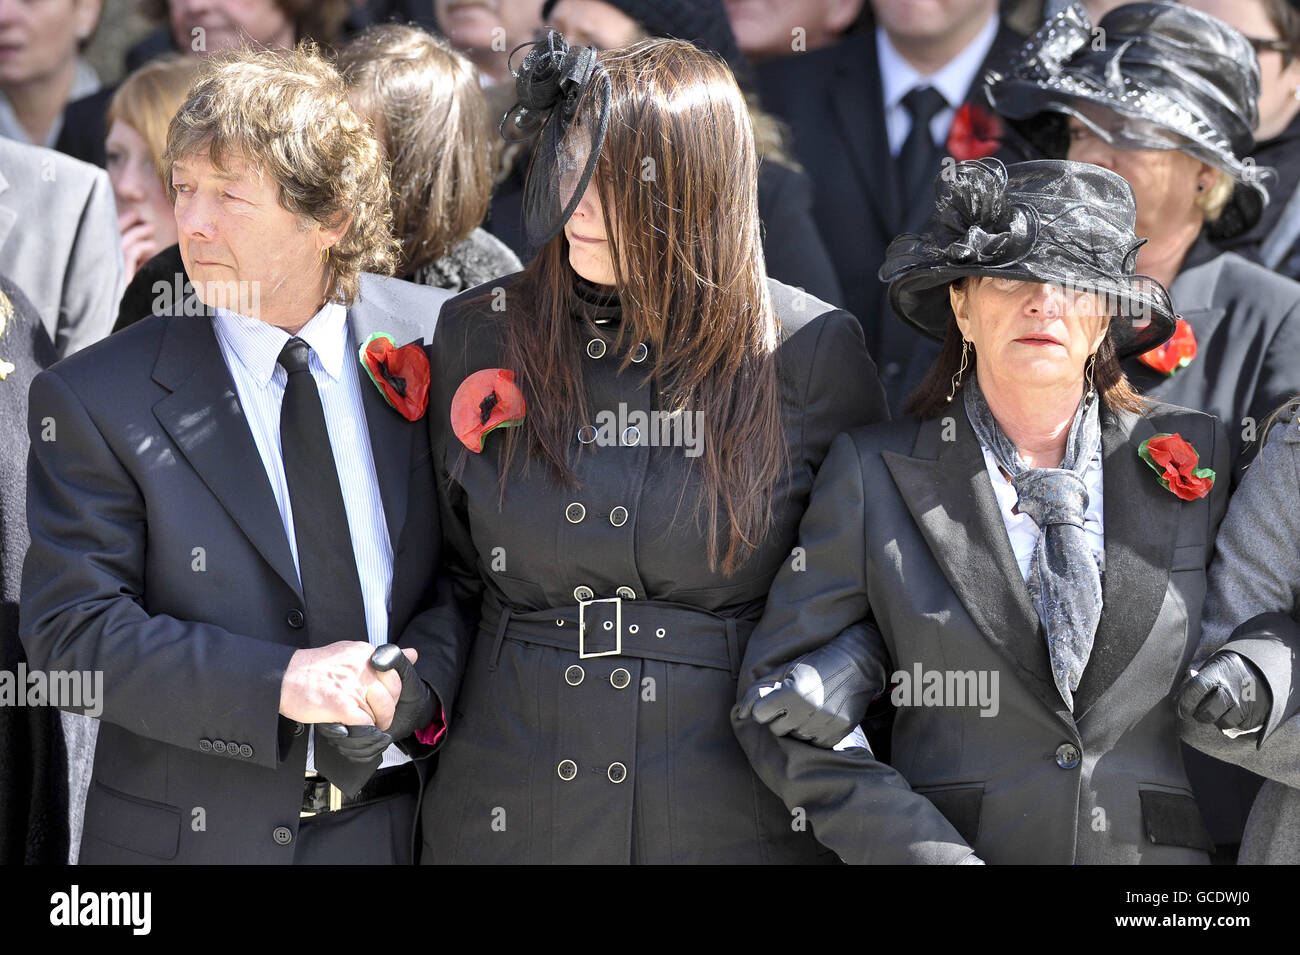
[213,303,407,770]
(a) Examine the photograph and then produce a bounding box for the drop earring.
[946,339,971,403]
[1084,353,1097,402]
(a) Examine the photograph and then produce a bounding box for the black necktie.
[278,337,377,790]
[897,85,949,216]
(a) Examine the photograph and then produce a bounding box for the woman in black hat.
[485,0,845,307]
[986,1,1300,484]
[420,33,887,863]
[734,157,1230,864]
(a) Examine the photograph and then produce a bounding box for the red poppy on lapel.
[1139,432,1216,501]
[946,103,1002,161]
[1136,316,1197,376]
[451,368,527,453]
[359,332,430,421]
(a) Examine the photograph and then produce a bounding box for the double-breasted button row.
[561,665,631,690]
[570,585,638,602]
[585,338,648,363]
[572,426,642,446]
[199,737,254,759]
[1055,742,1081,770]
[555,759,628,784]
[564,502,631,526]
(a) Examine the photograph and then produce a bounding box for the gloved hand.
[737,621,888,748]
[370,643,436,741]
[316,722,393,762]
[1176,650,1272,733]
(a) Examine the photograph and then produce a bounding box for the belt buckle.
[301,771,345,818]
[578,596,622,659]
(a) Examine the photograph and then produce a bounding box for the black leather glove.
[1176,650,1272,733]
[370,643,436,741]
[737,621,889,748]
[312,722,391,797]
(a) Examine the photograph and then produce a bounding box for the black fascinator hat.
[500,30,612,256]
[986,1,1272,240]
[879,158,1177,359]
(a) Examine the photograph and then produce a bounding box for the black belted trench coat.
[420,275,888,863]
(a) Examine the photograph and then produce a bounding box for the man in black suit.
[749,0,1024,410]
[20,46,469,864]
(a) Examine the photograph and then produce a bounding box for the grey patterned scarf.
[963,377,1103,712]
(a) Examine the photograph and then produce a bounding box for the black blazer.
[19,274,470,863]
[755,17,1024,410]
[735,399,1231,863]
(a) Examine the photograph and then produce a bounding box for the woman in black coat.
[0,275,67,864]
[420,35,887,863]
[734,159,1230,864]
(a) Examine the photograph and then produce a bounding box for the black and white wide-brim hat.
[986,1,1272,240]
[879,158,1177,358]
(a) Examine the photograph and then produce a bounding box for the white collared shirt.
[877,13,1001,156]
[979,443,1106,582]
[213,303,407,770]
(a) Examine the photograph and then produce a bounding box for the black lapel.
[830,32,902,234]
[348,300,415,553]
[1072,406,1182,717]
[883,411,1073,726]
[151,316,302,598]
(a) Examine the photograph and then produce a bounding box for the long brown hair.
[495,38,783,576]
[337,25,493,276]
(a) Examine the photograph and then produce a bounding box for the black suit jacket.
[755,17,1024,410]
[19,273,471,863]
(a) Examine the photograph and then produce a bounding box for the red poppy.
[359,332,430,422]
[451,368,527,453]
[1138,432,1216,501]
[946,103,1003,161]
[1137,317,1197,376]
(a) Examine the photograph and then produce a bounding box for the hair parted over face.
[164,43,398,306]
[498,37,785,576]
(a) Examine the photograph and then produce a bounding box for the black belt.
[483,595,752,676]
[301,763,418,817]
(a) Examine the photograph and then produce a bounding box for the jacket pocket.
[82,781,182,861]
[1138,786,1214,851]
[913,782,984,846]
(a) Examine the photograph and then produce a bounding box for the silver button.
[565,502,586,523]
[564,665,584,686]
[573,585,595,602]
[557,759,578,780]
[607,762,627,783]
[627,624,639,634]
[577,424,597,444]
[610,668,631,689]
[630,343,648,363]
[602,620,614,631]
[615,586,636,600]
[622,426,640,446]
[655,628,666,639]
[610,506,628,526]
[586,339,607,359]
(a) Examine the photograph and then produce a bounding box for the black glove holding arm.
[369,643,436,741]
[1177,650,1272,733]
[736,619,890,748]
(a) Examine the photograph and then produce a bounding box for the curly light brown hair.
[163,43,398,305]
